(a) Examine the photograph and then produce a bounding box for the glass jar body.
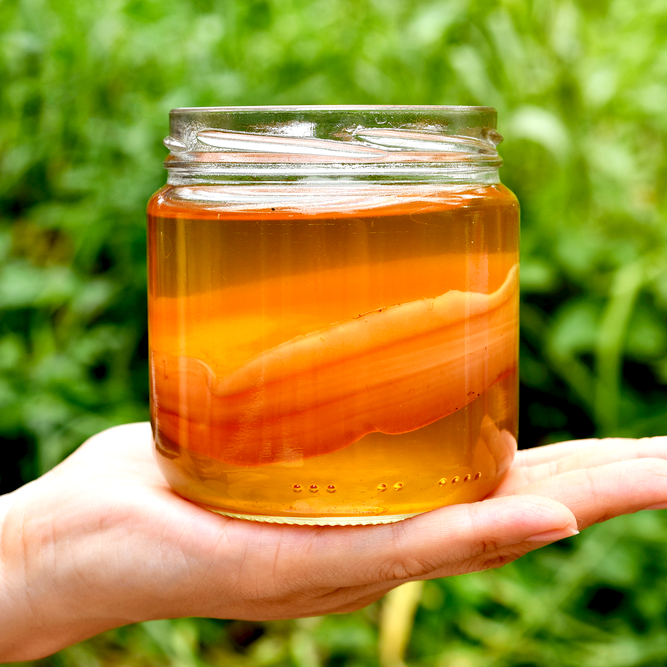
[148,107,519,525]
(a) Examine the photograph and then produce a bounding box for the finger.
[324,586,399,615]
[507,458,667,530]
[262,494,578,590]
[495,437,667,495]
[513,439,604,465]
[269,583,398,619]
[179,494,576,620]
[513,436,636,466]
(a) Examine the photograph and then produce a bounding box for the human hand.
[2,423,667,661]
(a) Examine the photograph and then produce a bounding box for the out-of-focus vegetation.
[2,0,667,664]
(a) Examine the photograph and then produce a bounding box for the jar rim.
[164,105,503,184]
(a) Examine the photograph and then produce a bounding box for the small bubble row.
[439,472,482,486]
[292,484,337,493]
[377,482,404,491]
[291,472,482,494]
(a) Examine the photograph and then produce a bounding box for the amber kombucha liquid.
[148,184,519,524]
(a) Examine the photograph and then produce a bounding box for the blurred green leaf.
[3,0,667,665]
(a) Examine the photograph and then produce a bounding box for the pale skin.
[1,423,667,661]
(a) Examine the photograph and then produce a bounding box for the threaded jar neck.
[164,106,503,185]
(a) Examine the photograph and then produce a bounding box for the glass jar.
[148,106,519,525]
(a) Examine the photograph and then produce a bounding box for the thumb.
[373,494,579,581]
[301,494,579,587]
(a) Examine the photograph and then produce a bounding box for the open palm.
[3,423,667,660]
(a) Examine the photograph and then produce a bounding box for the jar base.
[203,507,421,525]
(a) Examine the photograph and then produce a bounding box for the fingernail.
[526,527,580,542]
[645,502,667,511]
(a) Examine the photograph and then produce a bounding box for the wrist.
[0,486,42,660]
[0,476,129,661]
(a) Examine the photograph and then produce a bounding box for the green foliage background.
[2,0,667,664]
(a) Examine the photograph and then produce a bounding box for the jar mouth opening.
[164,106,502,181]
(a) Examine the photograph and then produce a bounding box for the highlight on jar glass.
[147,106,520,525]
